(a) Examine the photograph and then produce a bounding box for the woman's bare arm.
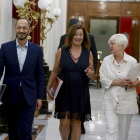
[85,51,94,78]
[47,48,61,100]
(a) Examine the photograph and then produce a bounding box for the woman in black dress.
[47,24,94,140]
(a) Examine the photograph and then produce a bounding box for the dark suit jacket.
[58,33,98,72]
[0,40,44,106]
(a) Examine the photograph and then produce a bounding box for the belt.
[19,86,22,91]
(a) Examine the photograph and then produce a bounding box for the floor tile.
[1,85,140,140]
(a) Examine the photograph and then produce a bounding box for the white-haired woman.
[100,34,140,140]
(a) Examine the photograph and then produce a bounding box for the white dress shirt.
[16,39,28,72]
[16,39,28,86]
[100,52,139,114]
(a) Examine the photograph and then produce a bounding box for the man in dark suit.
[58,18,98,72]
[58,18,98,139]
[0,18,44,140]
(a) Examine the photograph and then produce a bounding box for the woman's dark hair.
[65,24,90,50]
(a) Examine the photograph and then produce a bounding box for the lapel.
[11,40,20,72]
[21,41,34,72]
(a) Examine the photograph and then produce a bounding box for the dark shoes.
[81,123,86,134]
[68,123,86,140]
[68,132,71,140]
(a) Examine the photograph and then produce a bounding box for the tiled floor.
[1,85,140,140]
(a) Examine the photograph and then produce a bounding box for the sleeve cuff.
[101,80,113,89]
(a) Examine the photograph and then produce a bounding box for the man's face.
[15,19,30,41]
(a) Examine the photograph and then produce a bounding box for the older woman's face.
[110,40,122,55]
[72,29,84,46]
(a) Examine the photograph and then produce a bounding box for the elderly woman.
[47,24,94,140]
[100,34,140,140]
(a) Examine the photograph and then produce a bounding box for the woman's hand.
[46,49,61,101]
[84,66,94,78]
[125,79,138,89]
[85,51,94,78]
[111,78,136,88]
[47,87,54,101]
[120,78,132,86]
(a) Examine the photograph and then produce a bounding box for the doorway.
[89,17,119,60]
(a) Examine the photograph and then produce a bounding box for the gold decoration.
[15,0,60,53]
[40,9,59,53]
[15,0,40,40]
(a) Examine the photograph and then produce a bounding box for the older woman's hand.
[120,78,132,86]
[47,87,54,101]
[126,79,140,89]
[84,66,94,78]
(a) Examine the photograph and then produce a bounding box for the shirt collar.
[123,52,129,61]
[16,39,28,48]
[111,51,129,64]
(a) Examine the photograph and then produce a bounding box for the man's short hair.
[15,18,31,28]
[68,18,81,28]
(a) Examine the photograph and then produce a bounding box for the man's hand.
[36,99,42,110]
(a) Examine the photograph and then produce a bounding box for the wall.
[0,0,13,84]
[12,18,16,40]
[44,0,67,70]
[0,0,12,45]
[90,19,117,60]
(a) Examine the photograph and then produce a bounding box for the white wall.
[44,0,67,70]
[0,0,13,84]
[0,0,13,45]
[12,18,17,40]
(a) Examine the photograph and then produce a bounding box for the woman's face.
[72,29,84,46]
[110,40,123,55]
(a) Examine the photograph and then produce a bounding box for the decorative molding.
[122,3,139,16]
[87,2,121,15]
[68,2,86,13]
[68,0,86,1]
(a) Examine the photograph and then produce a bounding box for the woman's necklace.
[69,49,82,60]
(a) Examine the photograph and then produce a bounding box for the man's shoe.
[68,130,71,140]
[81,123,86,134]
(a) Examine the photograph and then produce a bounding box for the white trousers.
[104,111,133,140]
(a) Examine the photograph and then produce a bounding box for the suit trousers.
[4,89,36,140]
[104,111,133,140]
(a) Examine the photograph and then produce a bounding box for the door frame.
[86,16,119,34]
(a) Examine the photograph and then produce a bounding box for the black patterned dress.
[54,46,92,122]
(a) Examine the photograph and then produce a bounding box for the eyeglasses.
[110,43,116,46]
